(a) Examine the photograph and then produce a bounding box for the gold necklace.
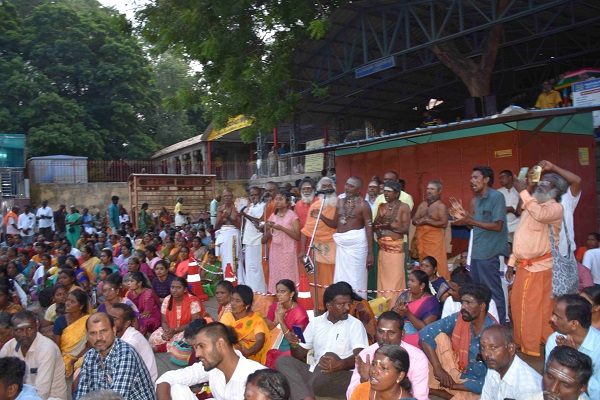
[371,386,404,400]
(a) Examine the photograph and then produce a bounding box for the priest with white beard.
[299,177,338,311]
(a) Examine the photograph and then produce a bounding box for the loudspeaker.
[483,95,497,116]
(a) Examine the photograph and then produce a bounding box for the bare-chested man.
[317,176,373,299]
[413,180,449,279]
[214,189,241,278]
[373,181,411,305]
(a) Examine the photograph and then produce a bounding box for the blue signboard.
[355,56,395,79]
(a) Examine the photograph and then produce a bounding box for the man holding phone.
[275,282,368,400]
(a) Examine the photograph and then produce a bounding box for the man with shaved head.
[317,176,373,298]
[74,313,155,400]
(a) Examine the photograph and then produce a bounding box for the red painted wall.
[336,130,596,247]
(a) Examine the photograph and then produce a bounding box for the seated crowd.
[0,159,598,400]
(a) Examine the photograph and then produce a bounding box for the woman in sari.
[80,245,100,279]
[66,256,90,287]
[65,206,82,248]
[52,290,90,378]
[118,244,134,274]
[350,345,416,400]
[97,273,140,327]
[152,260,175,302]
[264,279,309,368]
[145,245,162,274]
[149,277,202,353]
[138,202,152,235]
[263,191,300,294]
[0,282,23,315]
[220,284,270,364]
[420,256,451,305]
[214,281,233,321]
[393,270,439,348]
[92,249,119,285]
[127,271,162,335]
[199,249,222,297]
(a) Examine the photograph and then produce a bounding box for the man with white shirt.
[239,186,266,291]
[156,321,265,400]
[0,310,67,400]
[347,311,429,400]
[62,240,81,258]
[17,205,35,245]
[108,304,158,384]
[497,170,521,245]
[480,325,541,400]
[441,271,500,321]
[582,246,600,285]
[538,160,581,256]
[35,201,53,241]
[276,282,369,400]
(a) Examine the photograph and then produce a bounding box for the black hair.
[375,345,411,392]
[100,267,114,277]
[246,369,291,400]
[481,324,513,345]
[410,270,433,295]
[68,289,89,314]
[87,312,115,329]
[233,284,254,307]
[378,311,405,331]
[10,310,37,326]
[383,180,401,193]
[499,170,513,177]
[199,321,239,345]
[101,248,113,259]
[105,272,123,286]
[59,268,81,287]
[557,294,592,329]
[421,256,438,270]
[168,277,189,311]
[130,271,150,288]
[18,249,30,258]
[546,346,592,387]
[0,357,26,392]
[184,318,208,340]
[582,286,600,306]
[276,279,298,302]
[66,256,80,267]
[587,232,600,242]
[216,280,234,293]
[111,303,135,323]
[323,281,354,305]
[0,312,12,328]
[450,270,473,286]
[459,282,492,312]
[154,259,169,271]
[276,190,293,203]
[473,166,495,186]
[51,284,66,297]
[450,266,470,279]
[38,287,54,308]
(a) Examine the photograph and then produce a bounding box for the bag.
[169,340,193,366]
[548,222,578,298]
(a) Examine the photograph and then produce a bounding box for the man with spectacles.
[0,310,67,400]
[275,282,369,399]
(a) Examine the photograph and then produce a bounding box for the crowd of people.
[0,159,598,400]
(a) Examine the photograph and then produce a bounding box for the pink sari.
[127,288,162,335]
[265,303,309,368]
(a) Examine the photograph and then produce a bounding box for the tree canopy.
[138,0,351,141]
[0,0,205,159]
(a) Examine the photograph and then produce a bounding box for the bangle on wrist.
[283,329,289,335]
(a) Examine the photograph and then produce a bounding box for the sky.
[97,0,147,21]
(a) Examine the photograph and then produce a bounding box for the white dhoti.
[164,384,197,400]
[215,225,241,278]
[333,228,368,299]
[244,244,267,293]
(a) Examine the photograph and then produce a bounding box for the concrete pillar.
[181,153,188,175]
[200,143,209,174]
[167,157,177,174]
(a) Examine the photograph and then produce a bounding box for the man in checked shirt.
[74,312,156,400]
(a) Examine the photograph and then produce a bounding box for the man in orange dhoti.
[373,181,410,306]
[414,180,449,280]
[506,172,566,356]
[299,177,337,311]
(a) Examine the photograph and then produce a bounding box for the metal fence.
[27,159,256,183]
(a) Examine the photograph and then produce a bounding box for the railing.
[27,159,257,183]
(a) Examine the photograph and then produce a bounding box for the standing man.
[294,179,316,231]
[108,196,120,234]
[17,205,35,245]
[35,201,53,241]
[538,160,581,257]
[210,195,221,227]
[453,166,508,325]
[268,146,277,177]
[74,313,156,400]
[301,177,337,311]
[506,172,565,356]
[214,189,241,277]
[373,181,410,305]
[535,81,562,109]
[53,204,67,238]
[318,177,374,299]
[108,304,158,384]
[4,206,19,239]
[240,187,267,292]
[156,321,265,400]
[497,170,521,245]
[546,294,600,399]
[174,196,189,229]
[413,179,449,279]
[0,310,67,400]
[347,311,429,400]
[480,325,542,400]
[365,180,379,211]
[275,282,369,399]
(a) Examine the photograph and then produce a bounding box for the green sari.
[138,209,151,234]
[65,212,81,247]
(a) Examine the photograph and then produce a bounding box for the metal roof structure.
[279,0,600,145]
